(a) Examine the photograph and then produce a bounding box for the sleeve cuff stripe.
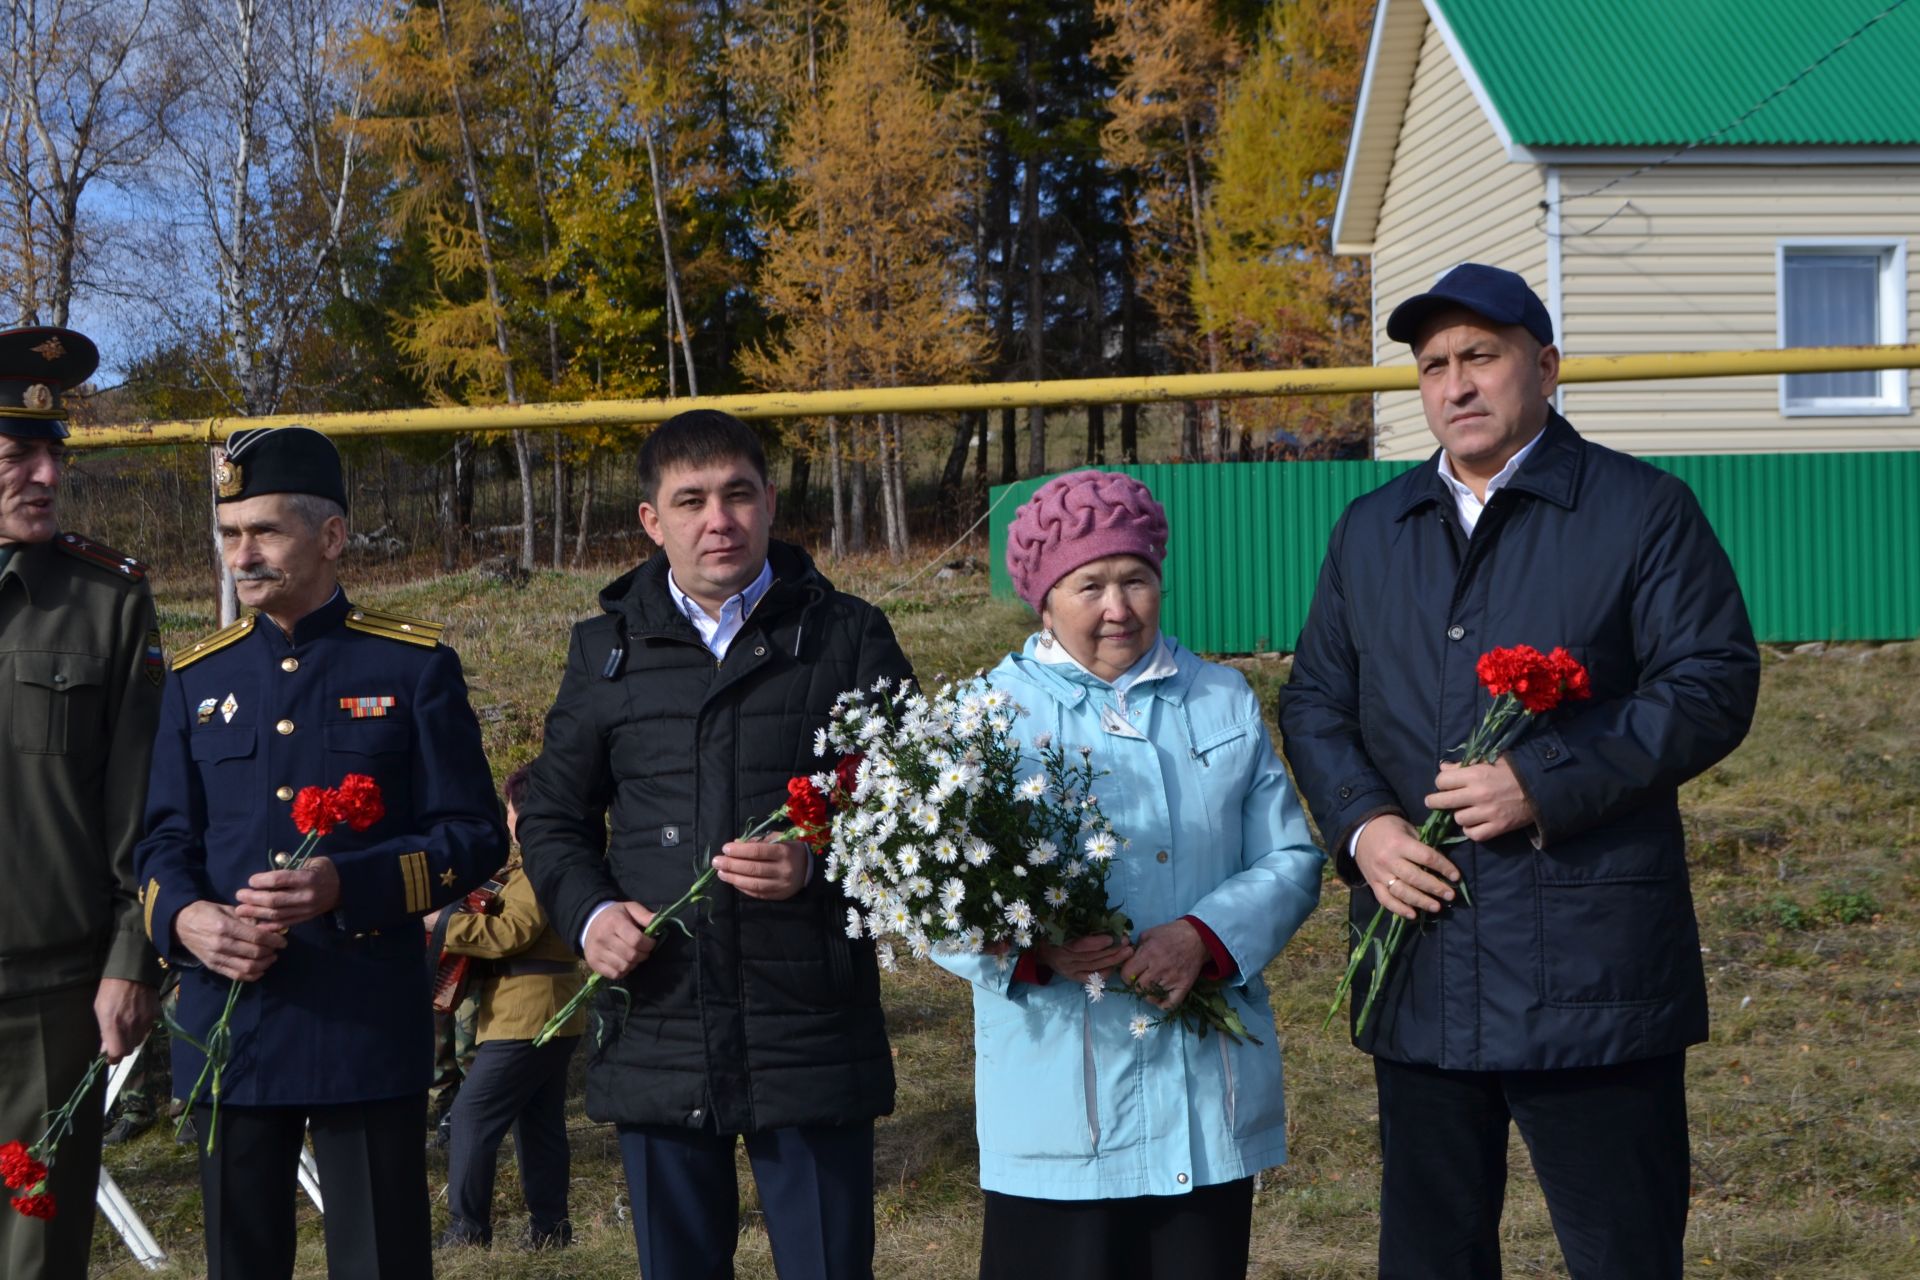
[400,852,430,914]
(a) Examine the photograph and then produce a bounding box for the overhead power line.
[1545,0,1911,225]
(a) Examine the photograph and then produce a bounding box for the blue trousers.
[444,1035,577,1240]
[618,1118,875,1280]
[1374,1051,1690,1280]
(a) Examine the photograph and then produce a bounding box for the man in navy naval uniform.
[135,425,507,1279]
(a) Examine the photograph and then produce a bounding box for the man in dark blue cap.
[0,326,164,1280]
[1282,264,1760,1279]
[136,425,508,1279]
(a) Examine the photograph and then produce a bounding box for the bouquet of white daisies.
[818,677,1254,1043]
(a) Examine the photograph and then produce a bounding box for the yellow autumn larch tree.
[1095,0,1242,459]
[1194,0,1373,455]
[740,0,987,558]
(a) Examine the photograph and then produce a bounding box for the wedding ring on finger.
[1385,876,1399,890]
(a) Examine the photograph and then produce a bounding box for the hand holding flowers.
[1325,645,1590,1036]
[171,773,385,1153]
[534,780,833,1049]
[821,677,1258,1044]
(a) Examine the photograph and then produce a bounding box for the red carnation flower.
[292,786,338,836]
[833,753,864,798]
[785,776,832,851]
[1546,647,1592,704]
[332,774,385,832]
[1475,644,1588,714]
[1475,644,1546,698]
[10,1192,55,1220]
[0,1141,43,1192]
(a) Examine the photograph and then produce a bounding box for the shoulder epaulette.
[345,605,444,648]
[172,615,255,670]
[54,532,147,581]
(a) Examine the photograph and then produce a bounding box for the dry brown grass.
[95,555,1919,1279]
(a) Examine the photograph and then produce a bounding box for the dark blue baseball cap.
[1386,263,1554,349]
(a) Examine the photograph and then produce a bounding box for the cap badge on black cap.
[22,385,52,411]
[214,458,244,498]
[31,337,65,362]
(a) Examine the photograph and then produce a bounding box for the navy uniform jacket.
[135,591,506,1106]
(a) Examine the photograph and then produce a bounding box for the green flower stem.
[1324,692,1554,1036]
[173,826,325,1154]
[1322,902,1390,1032]
[30,1052,108,1167]
[533,862,721,1048]
[1129,978,1261,1045]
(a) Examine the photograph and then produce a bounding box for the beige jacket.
[442,859,585,1042]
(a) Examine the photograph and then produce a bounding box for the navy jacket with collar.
[137,591,506,1105]
[1279,413,1759,1071]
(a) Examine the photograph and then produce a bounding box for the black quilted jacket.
[519,540,911,1131]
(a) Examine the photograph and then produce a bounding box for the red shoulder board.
[54,532,148,581]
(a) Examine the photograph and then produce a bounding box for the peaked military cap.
[215,425,348,510]
[0,326,100,439]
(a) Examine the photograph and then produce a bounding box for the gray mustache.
[233,567,284,583]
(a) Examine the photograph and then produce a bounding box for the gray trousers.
[0,983,105,1280]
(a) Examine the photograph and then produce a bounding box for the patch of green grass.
[104,565,1920,1278]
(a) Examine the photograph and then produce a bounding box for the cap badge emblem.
[214,458,243,498]
[31,337,65,361]
[21,384,52,411]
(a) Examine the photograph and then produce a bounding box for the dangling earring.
[1039,627,1055,648]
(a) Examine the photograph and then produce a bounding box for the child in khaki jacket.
[431,764,585,1251]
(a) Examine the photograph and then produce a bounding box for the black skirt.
[978,1177,1255,1280]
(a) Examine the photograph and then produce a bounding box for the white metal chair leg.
[96,1166,166,1271]
[95,1043,167,1268]
[298,1138,324,1213]
[101,1046,139,1110]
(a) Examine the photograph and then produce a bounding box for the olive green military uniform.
[0,534,164,1279]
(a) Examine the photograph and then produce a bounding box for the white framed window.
[1776,239,1909,416]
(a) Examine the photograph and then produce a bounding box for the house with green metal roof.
[1334,0,1920,458]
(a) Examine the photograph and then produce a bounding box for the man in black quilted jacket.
[518,409,911,1280]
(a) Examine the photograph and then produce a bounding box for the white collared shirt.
[667,560,773,661]
[582,557,777,948]
[1348,432,1545,861]
[1436,429,1544,537]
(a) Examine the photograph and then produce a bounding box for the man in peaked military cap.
[136,425,507,1279]
[0,326,164,1280]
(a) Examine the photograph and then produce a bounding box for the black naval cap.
[1386,262,1555,349]
[215,425,348,510]
[0,326,101,440]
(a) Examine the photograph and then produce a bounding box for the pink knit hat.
[1005,470,1169,612]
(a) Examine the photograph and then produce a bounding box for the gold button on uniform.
[276,719,295,735]
[276,786,294,801]
[281,657,299,672]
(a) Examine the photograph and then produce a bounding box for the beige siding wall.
[1558,165,1920,453]
[1370,17,1546,460]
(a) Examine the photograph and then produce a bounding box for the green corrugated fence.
[987,453,1920,651]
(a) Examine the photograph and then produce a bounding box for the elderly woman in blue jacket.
[938,470,1323,1279]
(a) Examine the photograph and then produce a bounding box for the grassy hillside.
[96,552,1919,1279]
